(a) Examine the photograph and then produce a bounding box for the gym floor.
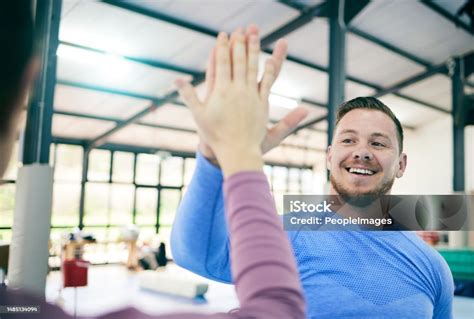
[45,264,474,318]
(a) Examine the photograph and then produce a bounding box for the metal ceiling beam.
[57,79,159,102]
[278,0,369,25]
[347,27,432,68]
[102,0,217,37]
[270,50,449,114]
[421,0,474,37]
[53,136,315,169]
[281,1,433,68]
[55,109,325,135]
[54,110,197,133]
[373,63,448,98]
[59,41,201,77]
[93,0,446,151]
[261,2,327,47]
[102,1,440,114]
[87,0,337,149]
[293,115,327,133]
[343,0,370,24]
[282,0,473,103]
[86,83,203,150]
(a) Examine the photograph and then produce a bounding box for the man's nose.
[353,147,373,161]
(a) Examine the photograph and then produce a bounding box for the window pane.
[112,152,134,183]
[0,184,15,227]
[4,142,19,181]
[136,154,159,185]
[138,226,156,242]
[0,230,12,243]
[135,188,157,226]
[301,169,314,193]
[54,144,83,182]
[109,184,134,225]
[289,168,301,193]
[272,166,288,192]
[159,189,181,226]
[161,156,183,187]
[184,158,196,186]
[52,182,80,226]
[84,183,110,226]
[88,149,111,182]
[49,143,56,167]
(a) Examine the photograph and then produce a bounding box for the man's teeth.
[348,168,375,175]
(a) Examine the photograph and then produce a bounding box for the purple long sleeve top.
[0,171,305,319]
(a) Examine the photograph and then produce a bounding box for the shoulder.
[399,232,454,290]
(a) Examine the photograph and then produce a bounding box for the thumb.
[262,106,308,152]
[175,78,202,112]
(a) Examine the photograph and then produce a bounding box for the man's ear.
[326,145,332,171]
[396,152,407,178]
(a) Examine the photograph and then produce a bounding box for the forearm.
[170,152,232,282]
[223,172,305,319]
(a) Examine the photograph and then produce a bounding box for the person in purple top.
[0,1,305,318]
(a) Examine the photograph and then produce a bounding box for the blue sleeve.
[432,256,454,319]
[170,152,232,283]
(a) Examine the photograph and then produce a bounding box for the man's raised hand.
[197,25,308,165]
[176,29,274,176]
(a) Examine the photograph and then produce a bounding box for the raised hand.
[197,25,308,166]
[176,28,275,177]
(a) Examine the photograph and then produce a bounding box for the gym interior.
[1,0,474,317]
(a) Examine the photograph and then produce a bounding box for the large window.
[52,144,83,227]
[0,142,315,263]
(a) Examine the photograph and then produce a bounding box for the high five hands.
[176,25,308,177]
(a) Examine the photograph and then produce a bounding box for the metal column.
[22,0,61,164]
[8,0,62,297]
[327,0,347,179]
[327,0,346,145]
[452,58,465,192]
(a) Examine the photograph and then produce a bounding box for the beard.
[330,173,395,207]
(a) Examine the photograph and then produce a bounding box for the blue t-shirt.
[171,152,454,318]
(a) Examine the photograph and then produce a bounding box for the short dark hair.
[0,0,34,136]
[335,97,404,152]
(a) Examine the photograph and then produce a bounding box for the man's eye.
[372,142,385,147]
[342,139,352,144]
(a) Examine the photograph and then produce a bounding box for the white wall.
[392,115,474,195]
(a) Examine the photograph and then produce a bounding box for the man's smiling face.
[327,109,407,198]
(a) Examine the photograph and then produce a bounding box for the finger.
[245,24,259,38]
[260,59,276,100]
[205,47,216,97]
[264,107,309,152]
[175,78,202,111]
[271,39,288,79]
[247,33,260,86]
[215,32,231,88]
[232,28,246,84]
[229,27,242,79]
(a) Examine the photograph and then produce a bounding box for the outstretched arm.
[174,26,306,318]
[170,151,232,282]
[171,25,308,282]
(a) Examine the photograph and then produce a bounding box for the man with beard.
[172,91,455,317]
